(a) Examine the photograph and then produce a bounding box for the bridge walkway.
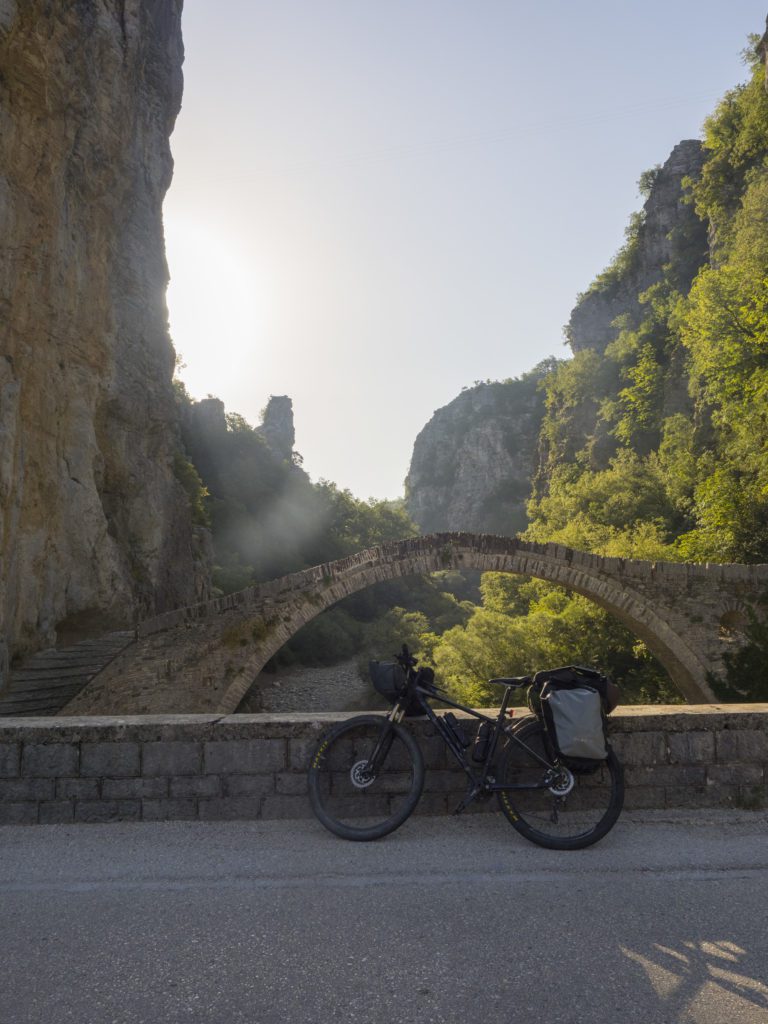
[0,631,135,717]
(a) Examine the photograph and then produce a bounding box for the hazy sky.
[164,1,766,500]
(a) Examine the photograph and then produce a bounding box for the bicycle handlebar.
[395,644,417,670]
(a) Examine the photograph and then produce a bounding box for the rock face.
[404,143,709,536]
[0,0,208,664]
[405,372,549,535]
[256,396,295,462]
[567,140,708,355]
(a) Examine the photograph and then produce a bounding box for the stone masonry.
[0,706,766,825]
[60,534,768,717]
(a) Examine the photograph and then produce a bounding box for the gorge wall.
[0,1,208,668]
[405,140,710,533]
[566,140,707,356]
[405,368,549,535]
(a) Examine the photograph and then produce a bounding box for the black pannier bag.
[369,661,429,717]
[528,666,621,770]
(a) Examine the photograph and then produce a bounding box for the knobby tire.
[308,714,425,841]
[497,718,624,850]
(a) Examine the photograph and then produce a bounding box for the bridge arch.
[179,534,718,713]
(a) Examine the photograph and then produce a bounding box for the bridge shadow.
[620,937,768,1022]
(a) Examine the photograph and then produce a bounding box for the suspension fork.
[366,705,403,772]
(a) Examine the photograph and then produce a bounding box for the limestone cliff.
[567,140,708,355]
[405,143,710,535]
[0,0,208,665]
[405,368,550,535]
[256,396,296,463]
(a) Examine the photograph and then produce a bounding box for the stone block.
[142,742,201,777]
[198,796,262,821]
[275,773,307,796]
[459,795,496,815]
[223,775,274,798]
[204,739,284,775]
[0,778,55,801]
[288,736,318,772]
[626,765,706,788]
[419,735,447,770]
[39,801,74,824]
[142,798,197,822]
[610,731,667,766]
[737,784,766,810]
[622,787,666,810]
[102,777,169,800]
[0,803,37,825]
[170,776,221,799]
[412,793,450,816]
[22,743,79,777]
[74,800,141,823]
[56,778,100,800]
[706,764,764,787]
[667,731,715,765]
[0,743,20,777]
[716,730,768,764]
[81,742,140,778]
[260,795,312,820]
[665,785,737,809]
[423,770,466,794]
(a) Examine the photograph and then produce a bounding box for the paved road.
[1,810,767,1024]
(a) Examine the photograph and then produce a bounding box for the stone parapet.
[0,706,766,825]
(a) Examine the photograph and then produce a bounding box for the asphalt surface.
[1,810,767,1024]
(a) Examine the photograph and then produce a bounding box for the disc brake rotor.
[350,760,376,789]
[547,767,575,797]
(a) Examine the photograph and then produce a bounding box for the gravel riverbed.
[237,658,389,714]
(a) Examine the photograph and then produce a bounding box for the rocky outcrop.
[405,370,550,535]
[0,1,208,664]
[567,140,708,355]
[405,144,709,535]
[256,396,296,462]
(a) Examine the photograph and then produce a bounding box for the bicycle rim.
[308,715,425,841]
[497,719,624,850]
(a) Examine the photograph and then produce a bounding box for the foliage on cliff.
[421,37,768,704]
[526,41,768,700]
[530,43,768,566]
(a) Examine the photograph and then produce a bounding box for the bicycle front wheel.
[308,715,425,841]
[497,718,624,850]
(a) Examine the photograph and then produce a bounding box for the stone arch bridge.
[61,533,768,716]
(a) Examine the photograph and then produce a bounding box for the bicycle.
[307,645,624,850]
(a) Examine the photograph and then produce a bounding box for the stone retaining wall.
[0,706,766,825]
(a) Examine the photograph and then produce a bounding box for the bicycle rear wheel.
[497,718,624,850]
[308,715,425,841]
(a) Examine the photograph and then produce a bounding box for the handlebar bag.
[369,661,426,717]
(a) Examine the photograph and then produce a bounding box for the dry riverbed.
[238,658,389,714]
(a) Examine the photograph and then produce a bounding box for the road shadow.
[621,937,768,1022]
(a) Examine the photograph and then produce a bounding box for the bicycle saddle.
[486,676,532,688]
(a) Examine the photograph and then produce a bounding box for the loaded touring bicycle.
[308,645,624,850]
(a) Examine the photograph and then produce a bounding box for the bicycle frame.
[385,680,557,801]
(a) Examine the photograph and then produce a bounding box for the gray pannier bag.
[542,686,607,760]
[529,666,619,770]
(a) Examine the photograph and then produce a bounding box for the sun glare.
[164,216,265,399]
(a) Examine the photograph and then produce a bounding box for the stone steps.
[0,632,135,717]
